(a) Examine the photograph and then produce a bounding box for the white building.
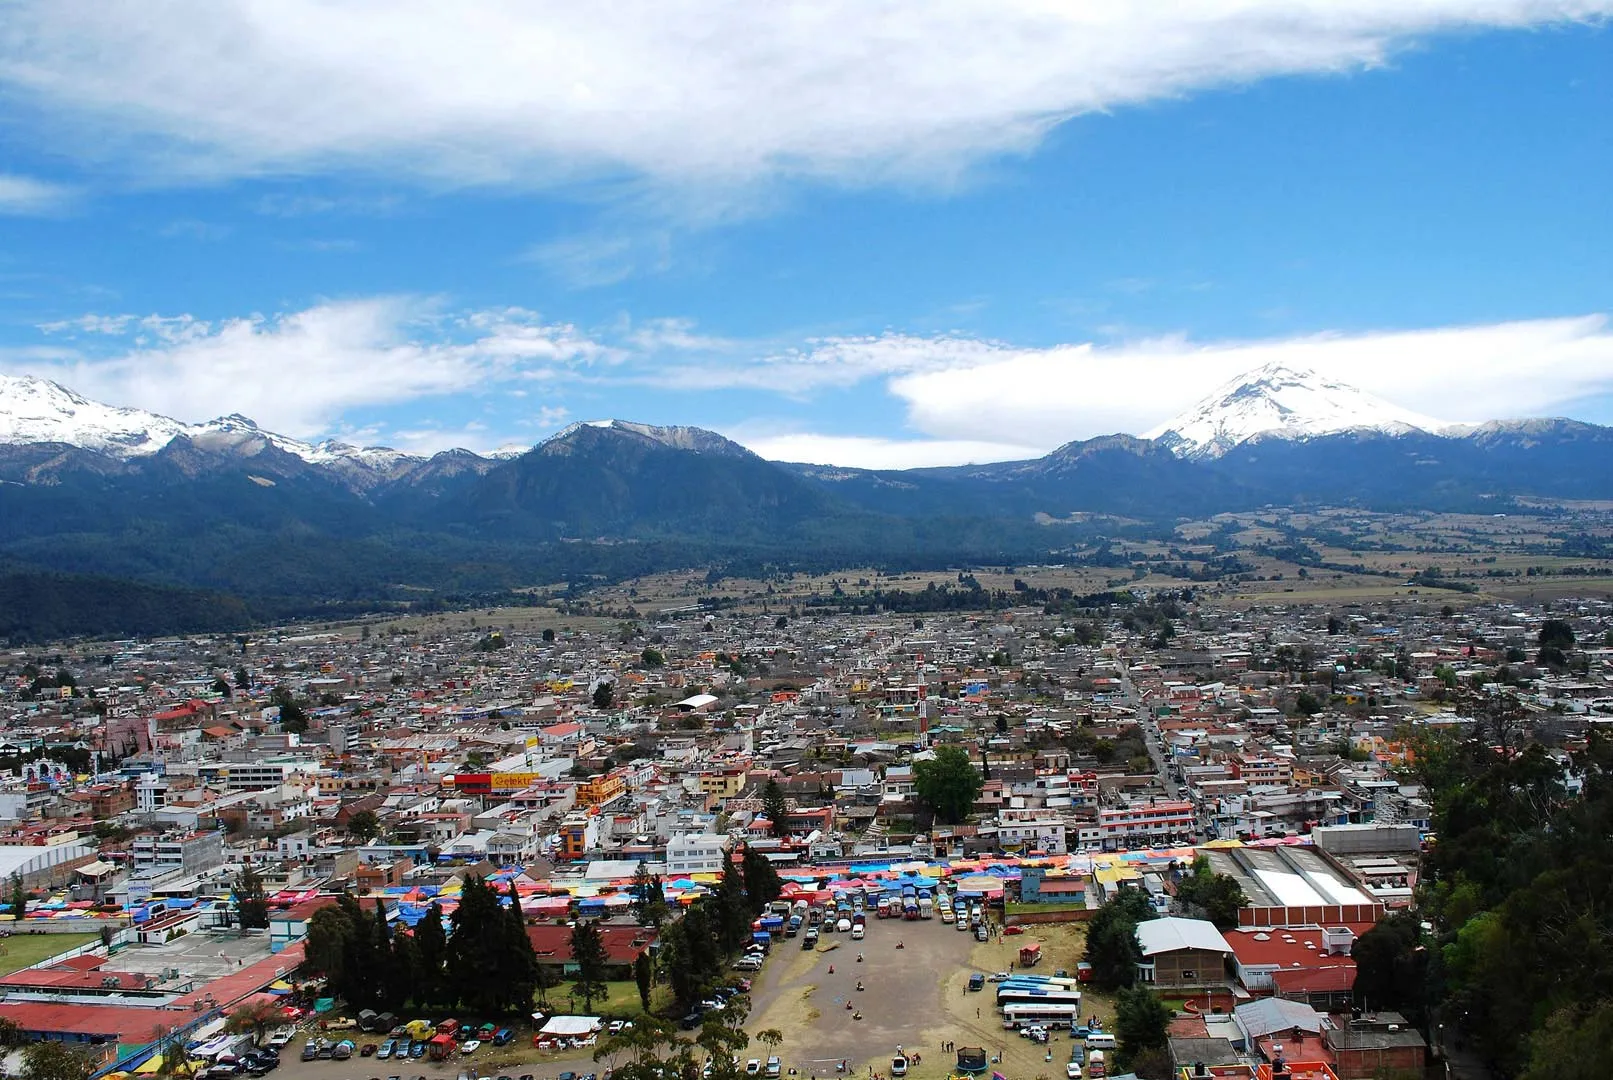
[665,833,728,876]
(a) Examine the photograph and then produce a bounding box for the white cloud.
[0,173,75,214]
[737,432,1045,470]
[651,333,1008,392]
[876,316,1613,449]
[19,298,614,438]
[1,2,1606,193]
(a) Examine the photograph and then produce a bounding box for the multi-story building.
[665,832,728,876]
[1098,800,1196,849]
[996,807,1068,854]
[130,830,224,879]
[576,772,627,808]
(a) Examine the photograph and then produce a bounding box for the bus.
[998,974,1081,990]
[1000,1002,1083,1030]
[996,987,1084,1008]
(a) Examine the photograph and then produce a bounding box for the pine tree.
[445,877,506,1015]
[760,778,788,837]
[384,928,417,1013]
[711,853,751,954]
[412,902,448,1008]
[630,861,655,926]
[569,919,610,1013]
[234,865,269,930]
[739,844,783,914]
[501,883,538,1014]
[633,951,653,1012]
[9,875,26,921]
[638,872,669,928]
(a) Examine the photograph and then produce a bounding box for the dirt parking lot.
[747,913,975,1076]
[261,918,1109,1080]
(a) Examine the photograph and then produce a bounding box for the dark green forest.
[1352,717,1613,1078]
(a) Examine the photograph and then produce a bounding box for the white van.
[1084,1033,1117,1052]
[850,924,865,940]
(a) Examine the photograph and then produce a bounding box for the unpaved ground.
[261,918,1109,1080]
[748,913,973,1076]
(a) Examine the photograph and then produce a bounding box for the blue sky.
[1,2,1612,466]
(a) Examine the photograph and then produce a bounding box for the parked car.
[361,1044,377,1057]
[376,1041,395,1061]
[299,1044,317,1063]
[1065,1064,1082,1080]
[764,1058,781,1078]
[967,973,985,992]
[745,1060,762,1076]
[989,971,1011,982]
[459,1040,481,1055]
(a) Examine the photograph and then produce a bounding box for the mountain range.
[0,365,1609,637]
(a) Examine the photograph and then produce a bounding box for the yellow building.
[576,772,627,808]
[697,770,746,800]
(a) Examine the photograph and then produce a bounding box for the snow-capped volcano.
[0,372,193,457]
[1145,363,1450,459]
[0,373,419,472]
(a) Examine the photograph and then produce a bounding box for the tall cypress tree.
[569,920,609,1013]
[501,883,538,1014]
[413,902,448,1008]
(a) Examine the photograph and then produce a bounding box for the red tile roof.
[526,923,656,965]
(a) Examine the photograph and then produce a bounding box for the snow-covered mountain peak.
[544,418,752,457]
[1144,363,1449,459]
[0,373,431,476]
[0,373,191,457]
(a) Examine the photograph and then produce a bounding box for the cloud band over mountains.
[20,303,1613,465]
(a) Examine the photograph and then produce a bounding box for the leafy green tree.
[913,744,984,824]
[224,1000,281,1044]
[593,1016,697,1080]
[1520,999,1613,1080]
[303,902,354,986]
[630,861,669,928]
[541,627,556,643]
[1174,857,1248,930]
[1351,912,1428,1018]
[270,686,309,733]
[1114,985,1172,1071]
[760,778,788,837]
[233,864,270,930]
[633,950,653,1012]
[22,1041,95,1080]
[1084,888,1153,990]
[345,808,381,842]
[234,667,250,692]
[640,647,665,668]
[592,681,615,710]
[569,919,610,1013]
